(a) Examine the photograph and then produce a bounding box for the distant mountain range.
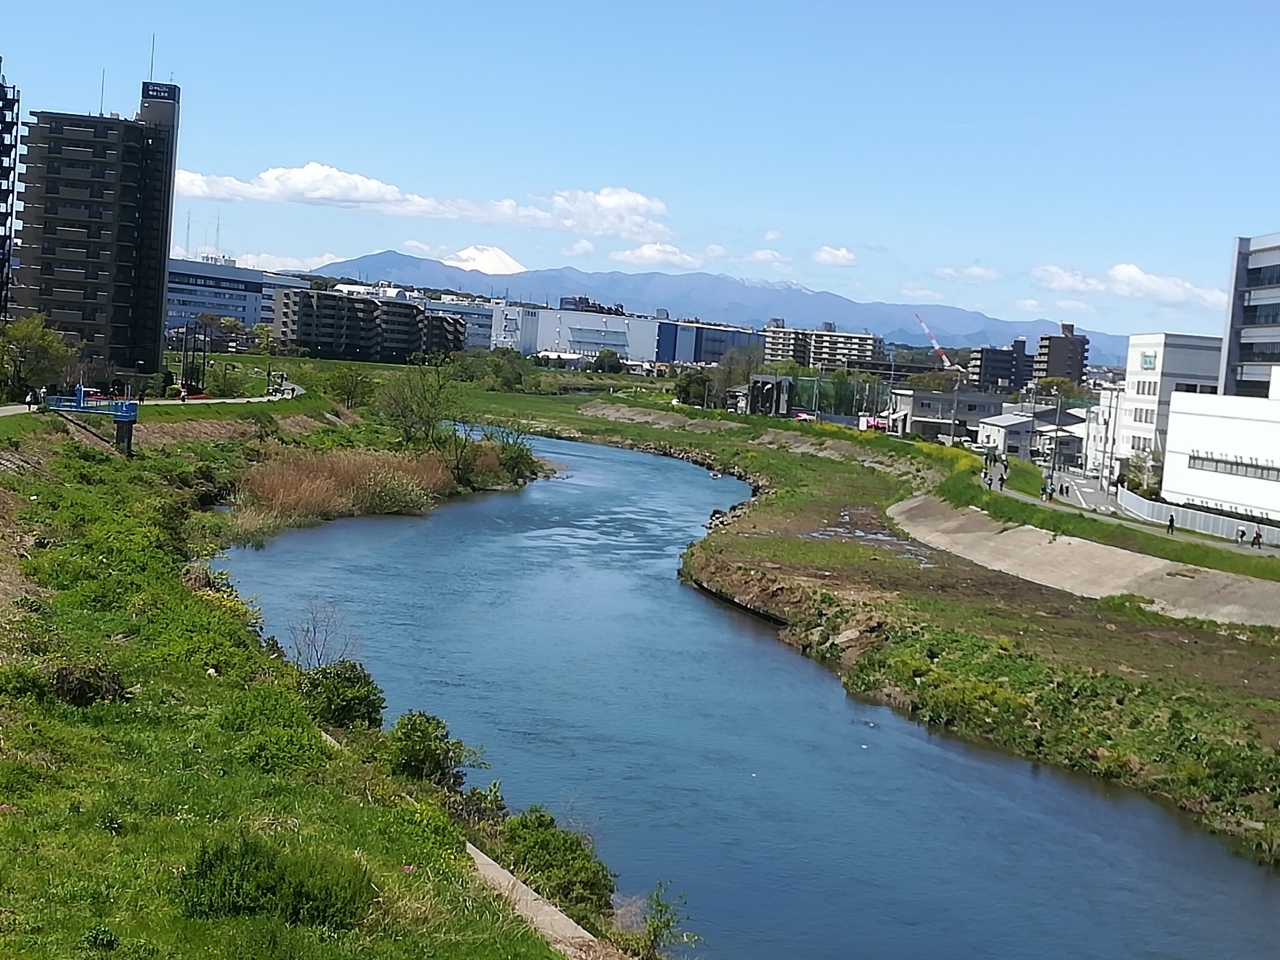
[311,250,1128,365]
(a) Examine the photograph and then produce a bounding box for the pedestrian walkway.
[999,479,1280,559]
[0,384,305,420]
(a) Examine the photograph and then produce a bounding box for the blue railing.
[45,386,138,423]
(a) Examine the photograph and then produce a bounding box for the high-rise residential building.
[1033,322,1089,383]
[1220,231,1280,398]
[1114,332,1221,466]
[0,61,18,322]
[761,319,886,369]
[11,82,180,379]
[967,338,1032,394]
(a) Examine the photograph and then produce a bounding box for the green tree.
[217,316,247,337]
[206,363,247,398]
[673,369,712,405]
[905,369,967,391]
[327,366,374,408]
[375,364,463,448]
[1035,376,1092,400]
[385,711,481,790]
[253,325,276,355]
[591,348,623,374]
[0,314,75,391]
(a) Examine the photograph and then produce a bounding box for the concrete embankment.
[889,495,1280,627]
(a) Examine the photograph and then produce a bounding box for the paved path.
[998,478,1280,559]
[0,386,306,420]
[889,495,1280,627]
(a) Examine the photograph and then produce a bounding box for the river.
[224,437,1280,959]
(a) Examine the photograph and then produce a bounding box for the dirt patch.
[580,400,739,433]
[278,414,325,435]
[135,419,258,445]
[754,429,945,488]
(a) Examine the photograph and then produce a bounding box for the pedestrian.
[23,390,33,411]
[1237,526,1247,546]
[179,387,188,403]
[1167,514,1175,535]
[998,475,1006,491]
[1253,525,1264,549]
[985,476,993,491]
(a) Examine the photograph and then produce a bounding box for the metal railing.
[45,393,138,423]
[1115,485,1279,547]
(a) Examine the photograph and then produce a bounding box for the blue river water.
[224,437,1280,959]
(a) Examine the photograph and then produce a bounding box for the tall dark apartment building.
[274,289,467,363]
[967,338,1032,394]
[0,61,18,321]
[11,82,180,378]
[1033,322,1089,384]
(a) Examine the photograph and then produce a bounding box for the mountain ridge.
[309,250,1128,364]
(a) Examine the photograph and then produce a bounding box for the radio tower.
[0,59,18,322]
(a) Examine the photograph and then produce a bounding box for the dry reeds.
[235,449,453,536]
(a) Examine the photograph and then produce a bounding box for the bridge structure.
[45,384,138,455]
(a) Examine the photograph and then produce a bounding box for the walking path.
[0,386,305,420]
[888,495,1280,627]
[999,479,1280,559]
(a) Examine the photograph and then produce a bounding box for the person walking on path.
[985,475,993,491]
[1238,526,1248,546]
[1167,515,1175,535]
[23,390,34,411]
[998,474,1006,492]
[1253,525,1264,549]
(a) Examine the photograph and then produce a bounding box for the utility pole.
[949,371,962,445]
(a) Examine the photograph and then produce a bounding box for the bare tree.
[287,598,361,670]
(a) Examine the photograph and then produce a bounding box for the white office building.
[1115,332,1221,466]
[166,255,307,329]
[1162,373,1280,522]
[1220,231,1280,397]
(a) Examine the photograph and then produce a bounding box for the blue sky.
[5,0,1277,335]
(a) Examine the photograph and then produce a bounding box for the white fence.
[1115,486,1280,547]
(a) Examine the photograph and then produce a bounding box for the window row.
[1188,455,1280,483]
[1246,264,1280,288]
[1243,304,1280,326]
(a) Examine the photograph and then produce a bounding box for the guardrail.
[45,395,138,423]
[1115,485,1279,547]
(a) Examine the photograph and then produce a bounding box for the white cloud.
[609,243,702,269]
[176,162,672,241]
[901,283,945,302]
[564,239,595,256]
[1105,263,1228,310]
[743,249,790,264]
[1030,264,1107,293]
[704,244,729,258]
[403,240,450,257]
[1015,298,1042,312]
[1031,261,1227,311]
[862,241,889,253]
[764,229,782,241]
[169,245,340,272]
[812,245,858,267]
[442,245,526,275]
[934,265,1002,284]
[1055,298,1095,313]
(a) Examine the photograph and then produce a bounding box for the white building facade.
[1162,375,1280,522]
[1220,231,1280,398]
[1117,333,1221,465]
[167,255,307,329]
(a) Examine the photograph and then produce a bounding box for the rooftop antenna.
[149,35,156,82]
[99,70,105,116]
[215,207,221,255]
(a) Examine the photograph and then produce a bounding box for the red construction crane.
[914,314,961,371]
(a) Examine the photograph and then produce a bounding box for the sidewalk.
[0,386,305,420]
[997,477,1280,559]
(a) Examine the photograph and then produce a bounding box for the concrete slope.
[888,496,1280,627]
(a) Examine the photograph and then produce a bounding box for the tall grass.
[236,449,454,536]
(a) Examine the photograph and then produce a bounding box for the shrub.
[0,663,53,702]
[79,925,120,951]
[297,659,385,729]
[498,807,616,923]
[216,684,325,773]
[384,711,477,790]
[176,833,373,929]
[48,660,125,707]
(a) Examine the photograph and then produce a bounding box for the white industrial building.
[977,413,1033,457]
[1162,374,1280,522]
[166,255,307,329]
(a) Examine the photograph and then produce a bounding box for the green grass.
[0,428,607,958]
[137,393,333,423]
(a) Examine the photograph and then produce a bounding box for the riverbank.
[463,391,1280,862]
[0,412,636,959]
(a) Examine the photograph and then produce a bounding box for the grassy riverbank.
[0,413,635,958]
[462,390,1280,861]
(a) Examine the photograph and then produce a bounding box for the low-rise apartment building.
[762,320,885,370]
[967,338,1032,394]
[273,288,465,362]
[886,388,1005,441]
